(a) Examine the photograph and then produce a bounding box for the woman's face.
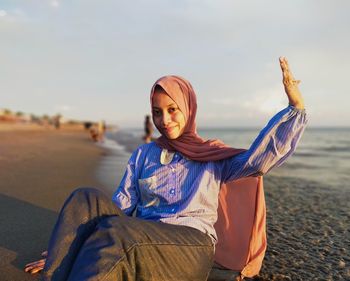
[152,88,186,139]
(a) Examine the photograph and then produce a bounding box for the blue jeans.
[42,188,214,281]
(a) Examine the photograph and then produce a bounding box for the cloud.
[54,105,74,113]
[209,98,240,106]
[50,1,60,8]
[0,9,7,17]
[245,85,286,115]
[0,8,28,23]
[208,84,286,118]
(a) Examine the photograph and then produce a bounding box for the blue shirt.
[113,106,308,241]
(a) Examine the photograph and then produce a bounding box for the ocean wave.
[322,146,350,152]
[107,130,143,153]
[294,152,324,158]
[97,137,126,151]
[279,162,319,170]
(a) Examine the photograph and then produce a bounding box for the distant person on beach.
[143,114,154,143]
[25,57,307,280]
[87,121,106,142]
[89,126,99,142]
[98,120,106,142]
[84,121,93,130]
[53,114,61,130]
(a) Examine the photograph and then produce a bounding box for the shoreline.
[94,137,131,192]
[94,130,143,192]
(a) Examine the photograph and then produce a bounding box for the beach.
[0,124,109,281]
[1,125,349,280]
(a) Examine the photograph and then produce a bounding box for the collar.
[160,149,175,165]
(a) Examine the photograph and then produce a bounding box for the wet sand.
[0,124,109,281]
[258,176,350,280]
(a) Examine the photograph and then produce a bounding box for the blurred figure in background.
[143,115,153,143]
[89,126,99,142]
[53,114,62,130]
[98,120,106,142]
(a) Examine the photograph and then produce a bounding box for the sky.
[1,0,349,128]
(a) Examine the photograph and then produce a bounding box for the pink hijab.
[150,75,245,160]
[150,75,267,278]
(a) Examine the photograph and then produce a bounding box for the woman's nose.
[162,112,171,126]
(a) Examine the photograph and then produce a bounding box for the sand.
[258,176,350,280]
[0,124,109,281]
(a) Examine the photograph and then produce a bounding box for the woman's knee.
[72,187,100,197]
[66,187,104,205]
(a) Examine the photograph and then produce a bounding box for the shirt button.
[169,188,176,195]
[171,167,175,172]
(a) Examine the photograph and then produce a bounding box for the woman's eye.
[152,110,161,116]
[168,107,177,113]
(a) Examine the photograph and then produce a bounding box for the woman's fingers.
[24,251,48,274]
[279,56,288,74]
[24,258,46,274]
[279,56,301,86]
[279,56,286,70]
[24,259,44,270]
[28,262,45,274]
[279,56,296,83]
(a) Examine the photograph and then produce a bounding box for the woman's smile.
[163,125,177,133]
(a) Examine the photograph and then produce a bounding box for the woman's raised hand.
[24,250,47,274]
[279,57,305,109]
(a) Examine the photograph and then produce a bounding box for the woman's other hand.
[279,56,305,109]
[24,250,47,274]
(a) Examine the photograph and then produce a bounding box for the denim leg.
[67,216,214,281]
[42,187,123,281]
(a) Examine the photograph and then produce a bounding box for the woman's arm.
[112,151,140,215]
[220,106,307,182]
[220,57,307,182]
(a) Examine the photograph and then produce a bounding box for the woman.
[25,57,307,280]
[143,115,154,143]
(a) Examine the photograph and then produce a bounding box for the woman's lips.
[163,126,176,133]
